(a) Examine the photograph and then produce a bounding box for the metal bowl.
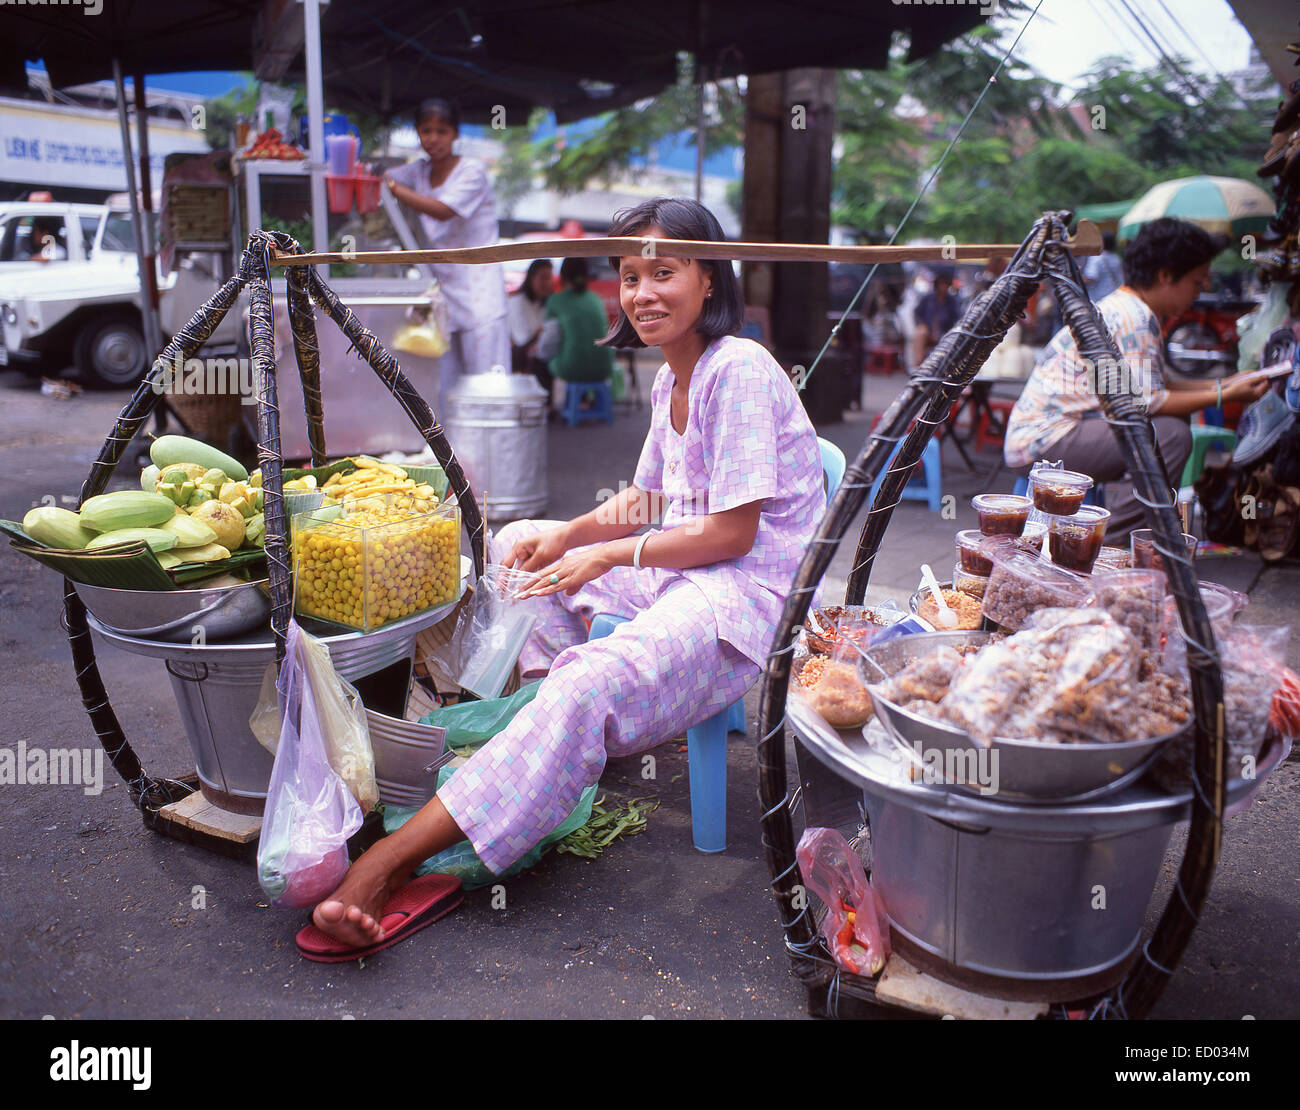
[859,630,1185,802]
[75,577,271,642]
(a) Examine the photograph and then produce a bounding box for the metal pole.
[111,59,161,388]
[132,73,165,372]
[300,0,331,279]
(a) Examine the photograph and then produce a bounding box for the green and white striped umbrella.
[1117,175,1275,241]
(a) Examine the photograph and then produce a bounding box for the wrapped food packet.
[796,827,891,978]
[1152,623,1291,790]
[941,608,1139,744]
[792,633,875,729]
[1088,568,1165,652]
[981,546,1095,631]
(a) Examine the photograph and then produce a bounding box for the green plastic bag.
[388,678,591,888]
[384,773,598,890]
[418,680,542,748]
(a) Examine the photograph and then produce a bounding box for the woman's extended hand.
[384,174,400,194]
[516,546,612,599]
[504,524,570,573]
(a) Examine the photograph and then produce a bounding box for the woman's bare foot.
[310,795,466,950]
[311,843,406,949]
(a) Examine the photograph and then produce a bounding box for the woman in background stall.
[385,98,510,405]
[508,258,555,409]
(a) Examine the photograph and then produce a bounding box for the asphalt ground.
[1,360,1296,1021]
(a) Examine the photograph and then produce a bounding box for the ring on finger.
[549,573,559,585]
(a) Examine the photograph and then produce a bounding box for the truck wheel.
[74,312,148,388]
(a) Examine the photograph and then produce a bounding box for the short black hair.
[559,256,589,291]
[415,97,460,134]
[518,259,552,304]
[1123,218,1222,288]
[598,197,743,349]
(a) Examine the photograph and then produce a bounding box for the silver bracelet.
[633,533,651,570]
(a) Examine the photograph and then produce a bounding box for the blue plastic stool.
[1012,475,1105,508]
[586,613,740,852]
[562,381,614,427]
[868,438,943,512]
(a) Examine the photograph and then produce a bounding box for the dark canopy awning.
[2,1,986,122]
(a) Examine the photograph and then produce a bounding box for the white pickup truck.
[0,200,239,387]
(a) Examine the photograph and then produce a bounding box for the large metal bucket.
[444,369,548,521]
[863,789,1173,998]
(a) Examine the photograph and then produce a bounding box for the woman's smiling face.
[618,227,713,351]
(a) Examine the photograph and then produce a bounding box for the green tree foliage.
[531,54,744,194]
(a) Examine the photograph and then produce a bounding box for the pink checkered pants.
[436,520,759,874]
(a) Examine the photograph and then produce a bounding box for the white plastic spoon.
[920,563,958,628]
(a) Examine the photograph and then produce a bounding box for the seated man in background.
[1005,218,1268,544]
[546,257,615,403]
[909,266,961,369]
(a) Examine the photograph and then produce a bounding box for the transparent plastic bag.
[1236,285,1289,372]
[942,608,1139,743]
[792,634,875,729]
[796,827,891,977]
[257,621,365,908]
[247,629,378,813]
[453,564,544,699]
[1153,623,1291,789]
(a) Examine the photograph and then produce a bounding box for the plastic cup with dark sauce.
[970,493,1032,536]
[956,529,995,576]
[1047,505,1111,573]
[1130,528,1198,577]
[1029,468,1093,516]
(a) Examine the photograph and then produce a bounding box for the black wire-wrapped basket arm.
[63,231,486,817]
[757,211,1226,1021]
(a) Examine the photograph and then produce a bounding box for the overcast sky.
[1003,0,1259,92]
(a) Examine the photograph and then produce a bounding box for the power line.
[1112,0,1210,108]
[1151,0,1254,111]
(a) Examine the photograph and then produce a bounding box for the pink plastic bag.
[257,621,365,908]
[796,827,891,976]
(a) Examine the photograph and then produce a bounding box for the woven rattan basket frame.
[755,212,1227,1021]
[62,231,487,823]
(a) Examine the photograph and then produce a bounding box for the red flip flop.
[295,873,463,963]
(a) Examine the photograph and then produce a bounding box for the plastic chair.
[868,437,943,513]
[561,380,614,426]
[1012,474,1105,509]
[974,397,1017,451]
[818,437,846,499]
[585,436,842,853]
[1180,424,1236,488]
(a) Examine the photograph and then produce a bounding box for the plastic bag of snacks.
[453,564,544,699]
[257,620,365,908]
[792,630,876,729]
[1152,623,1291,790]
[796,827,891,977]
[940,608,1142,745]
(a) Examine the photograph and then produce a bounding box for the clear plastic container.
[1047,505,1111,573]
[1093,545,1132,572]
[1089,568,1165,651]
[953,562,989,600]
[1029,468,1093,516]
[971,493,1032,536]
[292,497,461,632]
[981,546,1095,631]
[1130,528,1197,578]
[1160,581,1248,640]
[956,528,995,576]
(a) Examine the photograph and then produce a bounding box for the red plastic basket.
[354,173,382,215]
[325,175,355,214]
